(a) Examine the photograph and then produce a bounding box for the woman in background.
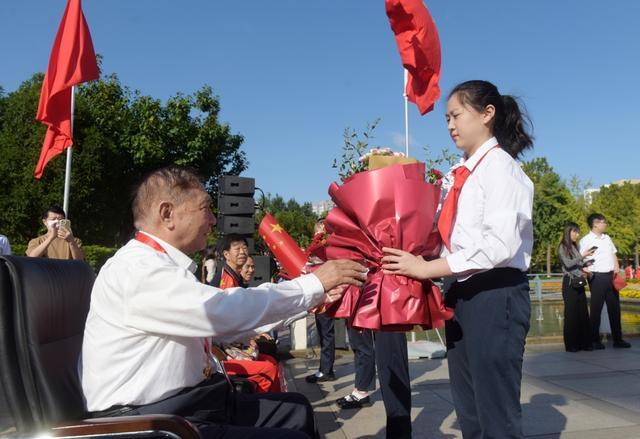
[558,222,595,352]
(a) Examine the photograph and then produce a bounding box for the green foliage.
[10,243,26,257]
[588,182,640,257]
[0,71,247,247]
[522,158,581,272]
[82,245,118,273]
[332,118,380,180]
[255,194,318,251]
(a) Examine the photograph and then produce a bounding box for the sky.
[2,1,639,204]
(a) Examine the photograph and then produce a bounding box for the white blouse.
[442,137,534,281]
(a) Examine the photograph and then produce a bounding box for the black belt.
[446,267,526,303]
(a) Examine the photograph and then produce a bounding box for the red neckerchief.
[135,232,225,379]
[438,146,499,250]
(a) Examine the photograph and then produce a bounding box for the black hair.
[587,213,606,229]
[42,205,66,220]
[560,221,580,255]
[449,80,534,159]
[221,234,248,252]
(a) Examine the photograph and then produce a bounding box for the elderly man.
[81,166,366,439]
[211,234,250,288]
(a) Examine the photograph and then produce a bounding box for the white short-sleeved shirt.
[579,232,617,273]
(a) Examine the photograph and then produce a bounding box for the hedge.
[5,242,117,273]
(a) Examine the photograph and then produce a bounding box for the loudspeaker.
[249,255,273,287]
[218,195,255,215]
[217,215,255,235]
[217,175,256,251]
[219,176,255,195]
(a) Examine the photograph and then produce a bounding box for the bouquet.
[323,147,452,331]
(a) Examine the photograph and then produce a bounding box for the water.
[528,301,640,337]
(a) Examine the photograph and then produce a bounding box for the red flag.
[259,213,308,278]
[35,0,99,179]
[385,0,441,115]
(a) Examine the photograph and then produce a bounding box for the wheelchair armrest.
[50,414,201,438]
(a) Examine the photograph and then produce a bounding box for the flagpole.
[403,69,409,156]
[63,85,75,215]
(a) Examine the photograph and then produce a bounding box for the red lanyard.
[134,232,167,254]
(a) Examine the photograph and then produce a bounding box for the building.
[584,179,640,204]
[311,200,335,217]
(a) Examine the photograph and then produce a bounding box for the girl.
[382,80,534,438]
[558,222,595,352]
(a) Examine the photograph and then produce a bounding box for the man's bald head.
[132,166,205,229]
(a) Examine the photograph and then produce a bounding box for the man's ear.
[158,201,174,229]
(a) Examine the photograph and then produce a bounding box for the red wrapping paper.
[323,162,452,331]
[259,213,307,278]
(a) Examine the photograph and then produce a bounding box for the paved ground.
[284,337,640,439]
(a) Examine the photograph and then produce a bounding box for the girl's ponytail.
[494,94,533,159]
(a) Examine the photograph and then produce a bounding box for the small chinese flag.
[259,213,308,278]
[35,0,99,179]
[385,0,441,115]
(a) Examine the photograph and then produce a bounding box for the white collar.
[587,231,606,240]
[138,231,198,274]
[462,137,499,171]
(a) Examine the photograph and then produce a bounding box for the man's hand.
[57,227,74,242]
[321,285,347,305]
[582,248,595,257]
[313,259,367,292]
[45,223,58,241]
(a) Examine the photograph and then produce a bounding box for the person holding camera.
[26,205,84,260]
[579,213,630,349]
[558,222,595,352]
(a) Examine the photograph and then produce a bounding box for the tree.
[522,158,580,274]
[0,71,247,247]
[255,194,318,251]
[589,182,640,265]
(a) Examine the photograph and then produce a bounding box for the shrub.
[83,245,118,273]
[620,289,640,299]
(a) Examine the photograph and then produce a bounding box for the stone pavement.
[284,338,640,439]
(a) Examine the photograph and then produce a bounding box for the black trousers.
[347,327,376,391]
[374,331,411,439]
[445,268,530,439]
[562,275,591,351]
[96,376,315,439]
[589,271,623,342]
[346,327,411,438]
[314,312,335,374]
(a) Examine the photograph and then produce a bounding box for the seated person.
[211,234,249,288]
[26,205,84,260]
[81,166,366,439]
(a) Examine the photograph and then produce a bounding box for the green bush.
[83,245,118,273]
[3,242,117,273]
[10,243,27,256]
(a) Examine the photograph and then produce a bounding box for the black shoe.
[566,347,580,353]
[592,341,605,350]
[613,340,631,348]
[582,345,594,351]
[337,394,371,409]
[305,372,336,383]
